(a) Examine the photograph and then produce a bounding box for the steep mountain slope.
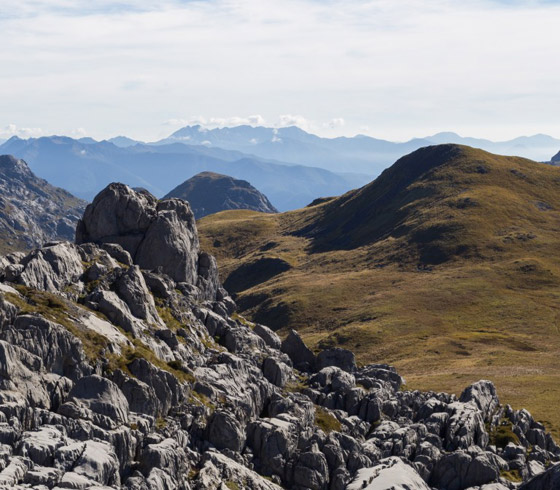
[0,182,558,488]
[198,144,560,436]
[0,135,367,210]
[165,171,277,218]
[0,155,86,254]
[552,150,560,163]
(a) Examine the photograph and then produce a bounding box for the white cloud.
[70,127,87,137]
[277,115,310,130]
[325,118,345,129]
[0,123,44,139]
[164,115,266,129]
[1,1,560,141]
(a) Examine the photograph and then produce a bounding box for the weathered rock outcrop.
[0,182,556,489]
[76,183,218,298]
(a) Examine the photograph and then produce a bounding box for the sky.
[1,0,560,142]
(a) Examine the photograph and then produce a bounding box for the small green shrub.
[489,418,520,448]
[314,406,342,434]
[500,469,522,482]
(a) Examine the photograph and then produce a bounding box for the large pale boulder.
[459,380,499,422]
[17,242,84,292]
[346,457,430,490]
[76,183,201,285]
[59,375,129,429]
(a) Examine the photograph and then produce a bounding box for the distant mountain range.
[162,125,560,173]
[165,172,277,219]
[2,126,559,211]
[0,155,86,254]
[0,136,368,211]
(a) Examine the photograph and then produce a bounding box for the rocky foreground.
[0,183,558,490]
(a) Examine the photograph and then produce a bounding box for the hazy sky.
[1,0,559,142]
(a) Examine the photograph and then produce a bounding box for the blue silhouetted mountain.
[165,171,277,218]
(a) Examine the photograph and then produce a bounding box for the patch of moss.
[106,337,195,383]
[155,417,167,430]
[314,405,342,434]
[155,304,184,332]
[231,312,254,328]
[488,418,520,448]
[189,389,216,411]
[500,469,522,482]
[6,287,109,361]
[225,482,240,490]
[187,468,200,480]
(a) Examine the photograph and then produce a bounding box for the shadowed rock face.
[552,150,560,163]
[165,171,278,219]
[76,183,202,285]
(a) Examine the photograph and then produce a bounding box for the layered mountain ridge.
[0,181,558,488]
[0,135,367,211]
[0,155,86,254]
[165,172,277,219]
[164,125,560,172]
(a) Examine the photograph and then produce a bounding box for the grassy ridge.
[198,145,560,437]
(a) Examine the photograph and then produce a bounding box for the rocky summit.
[164,171,278,219]
[0,155,86,255]
[0,182,558,490]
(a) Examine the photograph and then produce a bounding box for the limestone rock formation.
[0,181,557,489]
[76,183,218,298]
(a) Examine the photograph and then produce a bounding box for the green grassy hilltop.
[199,144,560,437]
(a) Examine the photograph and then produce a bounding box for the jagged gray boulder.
[520,462,560,489]
[116,265,162,326]
[16,242,84,292]
[263,357,291,388]
[346,457,430,489]
[253,323,282,350]
[76,183,203,286]
[431,451,507,490]
[316,348,356,373]
[459,380,499,422]
[135,198,199,284]
[1,314,91,381]
[207,410,246,451]
[281,329,316,371]
[59,375,129,429]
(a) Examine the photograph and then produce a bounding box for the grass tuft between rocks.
[314,405,342,434]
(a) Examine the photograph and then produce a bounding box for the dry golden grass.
[199,145,560,438]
